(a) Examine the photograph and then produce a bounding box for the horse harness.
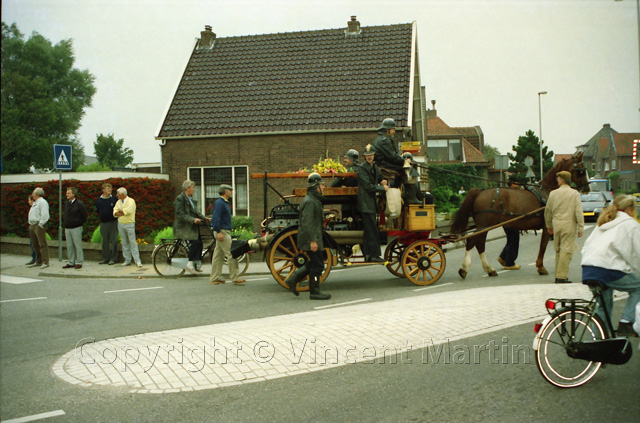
[474,186,547,221]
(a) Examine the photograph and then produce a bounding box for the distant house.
[577,123,640,192]
[156,17,426,223]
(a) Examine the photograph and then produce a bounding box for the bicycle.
[151,225,250,278]
[533,279,634,388]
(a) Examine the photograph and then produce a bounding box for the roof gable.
[158,22,415,138]
[612,133,640,156]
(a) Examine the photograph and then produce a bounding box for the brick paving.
[52,283,595,394]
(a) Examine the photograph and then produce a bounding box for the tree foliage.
[76,162,111,172]
[1,22,96,173]
[94,133,134,169]
[483,144,501,164]
[507,129,554,181]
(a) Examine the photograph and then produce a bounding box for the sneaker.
[136,262,143,268]
[108,261,116,265]
[617,322,639,337]
[27,262,40,268]
[504,264,521,270]
[185,263,198,275]
[40,264,49,269]
[121,262,132,267]
[98,260,109,265]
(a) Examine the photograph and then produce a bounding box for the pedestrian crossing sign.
[53,144,72,170]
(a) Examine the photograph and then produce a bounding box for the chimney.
[345,16,361,35]
[426,100,437,118]
[199,25,216,50]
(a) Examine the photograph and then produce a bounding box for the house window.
[427,139,463,161]
[187,166,249,216]
[605,162,610,172]
[597,162,601,172]
[591,163,595,171]
[612,159,616,170]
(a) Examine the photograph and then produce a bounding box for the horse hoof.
[458,269,467,279]
[537,267,549,275]
[488,271,498,277]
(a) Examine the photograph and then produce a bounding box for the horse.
[449,152,590,279]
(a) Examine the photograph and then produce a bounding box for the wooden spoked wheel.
[401,240,446,286]
[384,238,406,278]
[266,228,332,291]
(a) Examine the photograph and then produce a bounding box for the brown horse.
[450,152,590,279]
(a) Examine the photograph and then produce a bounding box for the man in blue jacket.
[210,184,245,285]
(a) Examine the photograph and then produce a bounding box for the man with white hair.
[28,187,50,269]
[113,187,142,267]
[174,180,210,274]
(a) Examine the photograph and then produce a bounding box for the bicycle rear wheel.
[152,242,188,278]
[535,308,606,388]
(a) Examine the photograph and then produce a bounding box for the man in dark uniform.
[373,118,406,187]
[331,149,359,188]
[286,173,331,300]
[498,176,522,271]
[357,144,388,262]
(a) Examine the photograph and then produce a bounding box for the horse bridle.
[571,154,590,190]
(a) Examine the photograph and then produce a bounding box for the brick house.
[156,17,426,226]
[578,123,640,192]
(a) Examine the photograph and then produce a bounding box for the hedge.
[3,177,174,241]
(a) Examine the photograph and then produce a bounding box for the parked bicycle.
[151,225,249,278]
[533,279,634,388]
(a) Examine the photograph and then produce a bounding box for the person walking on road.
[210,184,245,285]
[113,187,142,268]
[581,194,640,337]
[544,170,584,283]
[498,176,522,271]
[62,187,87,269]
[285,173,331,300]
[95,183,119,265]
[175,180,210,274]
[28,187,50,269]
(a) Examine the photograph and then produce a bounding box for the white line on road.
[0,275,43,284]
[104,287,163,294]
[313,298,371,310]
[0,297,47,303]
[413,282,453,292]
[3,410,66,423]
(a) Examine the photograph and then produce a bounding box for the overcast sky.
[3,0,639,164]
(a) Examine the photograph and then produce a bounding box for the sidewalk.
[0,228,506,280]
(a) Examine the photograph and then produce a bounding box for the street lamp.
[538,91,547,180]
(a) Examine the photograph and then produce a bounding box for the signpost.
[53,145,72,261]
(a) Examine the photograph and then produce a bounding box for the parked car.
[581,192,610,221]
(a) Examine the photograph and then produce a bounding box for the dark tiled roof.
[158,23,414,138]
[581,124,617,157]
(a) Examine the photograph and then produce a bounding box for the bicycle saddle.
[582,279,607,290]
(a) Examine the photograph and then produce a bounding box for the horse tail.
[450,188,482,234]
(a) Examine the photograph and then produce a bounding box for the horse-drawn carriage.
[252,172,446,290]
[250,152,590,291]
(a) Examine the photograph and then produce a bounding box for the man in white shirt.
[28,187,50,269]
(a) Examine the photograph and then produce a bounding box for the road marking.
[0,297,47,303]
[413,282,453,292]
[104,287,163,294]
[313,298,371,309]
[3,410,65,423]
[482,270,509,277]
[0,275,43,284]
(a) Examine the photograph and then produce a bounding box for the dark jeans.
[499,227,520,266]
[100,220,119,262]
[361,212,381,259]
[188,238,203,261]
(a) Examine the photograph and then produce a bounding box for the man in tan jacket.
[544,171,584,283]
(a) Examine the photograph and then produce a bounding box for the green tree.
[94,133,134,169]
[507,129,554,181]
[76,162,111,172]
[607,171,620,190]
[1,22,95,173]
[483,144,500,164]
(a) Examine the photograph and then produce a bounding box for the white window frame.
[186,165,250,217]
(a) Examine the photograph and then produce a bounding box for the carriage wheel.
[384,238,406,278]
[401,240,446,286]
[266,228,332,291]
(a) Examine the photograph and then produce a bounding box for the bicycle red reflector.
[534,323,542,333]
[545,300,556,310]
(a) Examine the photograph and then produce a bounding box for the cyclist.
[581,194,640,337]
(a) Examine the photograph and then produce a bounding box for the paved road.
[1,227,638,422]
